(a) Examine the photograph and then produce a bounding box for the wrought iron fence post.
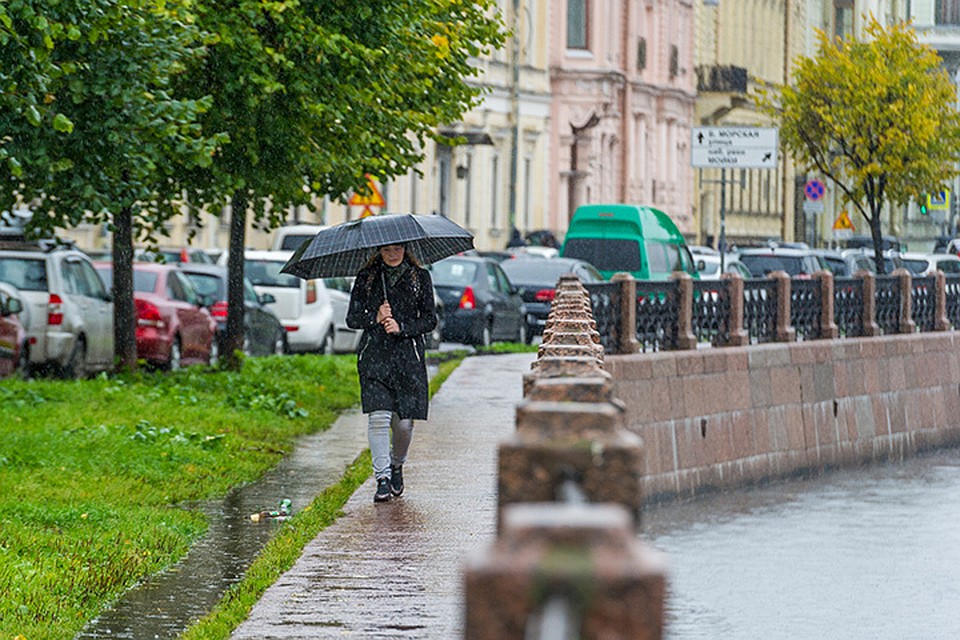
[935,271,950,332]
[859,271,881,337]
[895,268,916,334]
[722,272,748,346]
[816,270,839,339]
[772,271,796,342]
[673,272,698,350]
[611,272,639,354]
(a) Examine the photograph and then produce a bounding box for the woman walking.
[347,243,438,503]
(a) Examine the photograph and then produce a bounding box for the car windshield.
[0,257,48,291]
[901,259,929,274]
[278,235,313,251]
[563,238,642,273]
[431,260,478,286]
[739,254,806,277]
[245,259,300,287]
[183,272,224,299]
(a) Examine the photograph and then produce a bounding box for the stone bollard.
[464,503,667,640]
[498,396,644,530]
[524,355,608,396]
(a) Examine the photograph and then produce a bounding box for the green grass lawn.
[0,343,535,640]
[0,354,359,640]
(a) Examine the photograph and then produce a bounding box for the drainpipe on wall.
[508,0,521,232]
[619,0,630,203]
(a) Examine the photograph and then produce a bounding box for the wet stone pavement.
[231,352,536,639]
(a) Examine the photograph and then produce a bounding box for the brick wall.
[607,332,960,503]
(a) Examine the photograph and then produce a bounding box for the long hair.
[362,244,421,270]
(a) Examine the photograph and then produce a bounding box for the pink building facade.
[549,0,697,237]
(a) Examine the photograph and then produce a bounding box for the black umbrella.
[280,213,474,279]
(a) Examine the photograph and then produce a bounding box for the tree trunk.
[113,206,137,372]
[222,190,248,370]
[869,199,886,275]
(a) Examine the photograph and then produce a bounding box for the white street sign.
[691,126,779,169]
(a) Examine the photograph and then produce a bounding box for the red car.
[0,282,26,378]
[95,262,218,369]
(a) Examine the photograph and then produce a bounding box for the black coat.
[346,258,437,420]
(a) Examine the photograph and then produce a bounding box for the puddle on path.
[76,409,368,639]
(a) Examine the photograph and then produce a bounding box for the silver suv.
[0,238,114,377]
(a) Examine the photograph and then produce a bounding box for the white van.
[271,225,326,252]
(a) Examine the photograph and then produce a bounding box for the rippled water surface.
[642,449,960,640]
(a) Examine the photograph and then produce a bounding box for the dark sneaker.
[390,465,404,497]
[374,477,392,503]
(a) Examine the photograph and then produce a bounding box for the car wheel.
[320,328,335,355]
[517,320,527,345]
[62,338,88,379]
[480,322,492,347]
[17,341,30,379]
[273,330,287,355]
[168,336,183,371]
[208,336,219,365]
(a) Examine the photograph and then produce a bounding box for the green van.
[560,204,698,280]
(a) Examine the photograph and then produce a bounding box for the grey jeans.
[367,410,414,479]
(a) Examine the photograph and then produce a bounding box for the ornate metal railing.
[911,276,937,332]
[583,271,960,355]
[692,280,731,346]
[742,279,778,344]
[874,275,901,334]
[635,280,679,352]
[791,278,822,341]
[834,277,864,338]
[586,282,623,354]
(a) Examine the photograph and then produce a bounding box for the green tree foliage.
[758,16,960,272]
[0,0,226,370]
[176,0,505,366]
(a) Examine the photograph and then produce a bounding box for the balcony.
[695,65,748,94]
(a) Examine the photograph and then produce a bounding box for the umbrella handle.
[381,271,389,305]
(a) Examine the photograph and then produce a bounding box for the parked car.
[838,248,902,275]
[0,240,114,378]
[694,253,753,279]
[321,276,362,353]
[430,255,526,346]
[271,224,327,252]
[500,257,602,339]
[0,282,26,378]
[737,247,827,279]
[561,203,699,280]
[242,250,338,353]
[95,262,217,370]
[178,264,287,357]
[135,246,216,265]
[899,252,960,276]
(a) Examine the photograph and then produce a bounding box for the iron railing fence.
[634,280,680,352]
[791,278,822,341]
[692,280,731,346]
[584,272,960,354]
[742,279,778,344]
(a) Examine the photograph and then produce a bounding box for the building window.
[567,0,588,50]
[938,0,960,25]
[834,0,853,37]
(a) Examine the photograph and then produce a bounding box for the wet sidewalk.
[231,352,536,639]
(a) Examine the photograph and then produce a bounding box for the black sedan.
[429,255,527,346]
[179,264,287,356]
[499,257,603,339]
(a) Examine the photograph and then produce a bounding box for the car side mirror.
[2,297,22,316]
[259,292,276,305]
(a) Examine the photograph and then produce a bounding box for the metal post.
[720,168,727,272]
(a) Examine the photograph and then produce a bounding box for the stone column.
[815,270,839,339]
[771,271,796,342]
[722,272,749,346]
[935,271,950,332]
[859,271,880,337]
[673,272,697,350]
[895,268,916,334]
[611,272,639,354]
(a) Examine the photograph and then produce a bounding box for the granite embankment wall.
[607,332,960,503]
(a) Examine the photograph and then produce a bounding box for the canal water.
[642,447,960,640]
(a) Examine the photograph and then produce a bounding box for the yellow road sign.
[348,175,386,207]
[833,210,855,232]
